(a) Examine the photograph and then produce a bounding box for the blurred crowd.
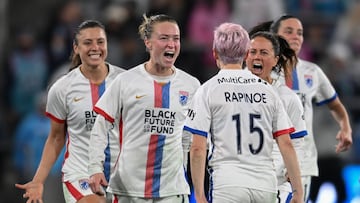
[1,0,360,202]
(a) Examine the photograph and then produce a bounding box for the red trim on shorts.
[113,194,118,203]
[65,181,84,201]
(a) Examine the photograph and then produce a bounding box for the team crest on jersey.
[304,74,313,88]
[179,91,189,105]
[78,179,90,190]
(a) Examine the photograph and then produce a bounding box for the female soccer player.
[185,22,303,203]
[88,14,200,203]
[16,20,125,203]
[246,30,307,202]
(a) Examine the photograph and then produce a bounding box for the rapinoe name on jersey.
[224,91,267,103]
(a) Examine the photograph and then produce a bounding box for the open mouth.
[253,63,263,70]
[250,63,263,75]
[164,51,175,59]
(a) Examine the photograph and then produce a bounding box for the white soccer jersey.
[271,79,307,185]
[272,59,337,177]
[46,63,125,182]
[89,64,200,198]
[184,69,294,194]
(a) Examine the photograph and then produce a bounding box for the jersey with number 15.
[184,69,294,193]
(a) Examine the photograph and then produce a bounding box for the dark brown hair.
[270,14,297,33]
[250,31,297,79]
[69,20,106,71]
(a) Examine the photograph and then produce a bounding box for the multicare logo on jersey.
[179,91,189,105]
[78,179,90,190]
[304,74,313,88]
[217,76,263,84]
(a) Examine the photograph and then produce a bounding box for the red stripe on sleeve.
[273,127,295,138]
[45,112,65,123]
[93,106,115,123]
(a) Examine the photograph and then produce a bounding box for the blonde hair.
[138,14,178,40]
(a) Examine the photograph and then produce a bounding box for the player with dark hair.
[16,20,125,203]
[185,22,303,203]
[270,14,352,202]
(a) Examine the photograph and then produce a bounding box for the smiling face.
[145,21,180,70]
[246,36,279,82]
[73,27,107,68]
[276,18,303,56]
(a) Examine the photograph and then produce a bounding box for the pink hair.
[213,22,249,64]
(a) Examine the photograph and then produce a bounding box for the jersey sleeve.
[272,96,295,138]
[286,94,308,139]
[93,75,122,123]
[182,77,201,142]
[88,115,114,175]
[184,85,211,137]
[46,79,67,123]
[315,66,337,106]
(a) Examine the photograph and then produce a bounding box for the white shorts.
[302,176,312,202]
[212,187,276,203]
[110,194,189,203]
[62,179,105,203]
[277,181,292,203]
[276,176,312,203]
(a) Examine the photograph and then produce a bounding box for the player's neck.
[220,64,242,70]
[80,63,109,85]
[145,61,174,76]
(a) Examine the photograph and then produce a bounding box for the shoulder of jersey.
[298,59,320,69]
[250,75,270,86]
[114,65,141,81]
[277,85,296,99]
[48,69,78,92]
[176,68,201,85]
[107,63,126,74]
[55,69,78,84]
[242,69,270,84]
